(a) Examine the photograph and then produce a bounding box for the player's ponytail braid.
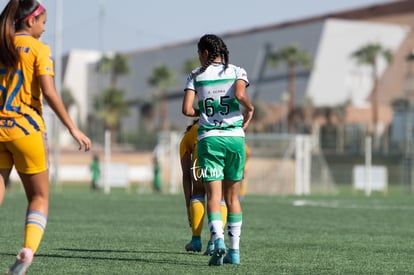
[217,36,229,71]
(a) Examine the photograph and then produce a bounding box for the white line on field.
[292,199,414,210]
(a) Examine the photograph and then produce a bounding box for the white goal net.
[156,132,337,195]
[245,133,337,195]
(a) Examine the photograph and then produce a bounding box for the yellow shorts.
[0,131,49,174]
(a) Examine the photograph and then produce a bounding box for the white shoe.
[6,248,34,275]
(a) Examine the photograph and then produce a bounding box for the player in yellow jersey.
[180,120,228,255]
[0,1,91,274]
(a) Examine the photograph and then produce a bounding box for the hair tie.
[16,3,45,22]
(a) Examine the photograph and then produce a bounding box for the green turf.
[1,185,414,274]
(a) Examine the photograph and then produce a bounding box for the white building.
[58,1,414,147]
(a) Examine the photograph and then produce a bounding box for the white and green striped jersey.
[184,63,249,140]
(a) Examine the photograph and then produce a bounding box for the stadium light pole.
[99,0,105,52]
[52,0,63,188]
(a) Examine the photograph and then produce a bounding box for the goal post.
[245,133,337,195]
[155,132,337,195]
[155,131,182,194]
[100,130,130,194]
[295,135,311,195]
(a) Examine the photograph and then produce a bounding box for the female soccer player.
[180,119,227,255]
[0,1,91,274]
[182,34,254,266]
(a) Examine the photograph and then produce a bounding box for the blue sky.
[22,0,394,54]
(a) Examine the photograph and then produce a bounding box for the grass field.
[1,185,414,274]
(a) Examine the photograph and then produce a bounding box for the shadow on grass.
[55,247,193,255]
[0,248,204,266]
[0,252,15,257]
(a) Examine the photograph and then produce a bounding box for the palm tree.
[61,87,82,129]
[250,98,269,133]
[94,53,130,143]
[351,43,392,141]
[267,44,312,133]
[61,87,76,111]
[93,87,129,143]
[331,101,350,153]
[148,64,176,131]
[182,57,200,75]
[96,53,130,89]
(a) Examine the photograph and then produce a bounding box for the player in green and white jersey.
[182,34,254,266]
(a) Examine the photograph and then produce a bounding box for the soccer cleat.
[203,240,215,256]
[208,238,226,266]
[6,248,34,275]
[185,239,202,252]
[223,249,240,265]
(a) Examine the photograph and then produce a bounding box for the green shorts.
[197,136,246,182]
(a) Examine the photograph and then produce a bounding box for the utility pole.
[52,0,63,188]
[97,0,106,130]
[99,0,105,52]
[405,51,414,193]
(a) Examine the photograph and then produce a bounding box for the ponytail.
[0,0,41,68]
[0,0,20,68]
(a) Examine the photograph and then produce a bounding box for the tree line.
[61,43,394,150]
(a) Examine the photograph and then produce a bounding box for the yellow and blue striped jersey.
[0,34,54,141]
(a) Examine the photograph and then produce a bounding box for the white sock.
[209,219,224,241]
[227,221,242,249]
